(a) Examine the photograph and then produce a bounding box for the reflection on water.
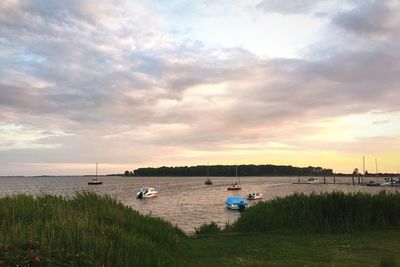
[0,176,398,233]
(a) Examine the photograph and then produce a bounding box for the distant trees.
[124,170,134,176]
[132,164,334,177]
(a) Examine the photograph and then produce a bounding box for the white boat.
[247,193,263,200]
[136,187,158,199]
[306,177,320,184]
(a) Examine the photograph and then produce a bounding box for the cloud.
[331,0,395,37]
[0,0,399,174]
[256,0,323,14]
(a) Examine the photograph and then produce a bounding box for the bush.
[195,222,221,235]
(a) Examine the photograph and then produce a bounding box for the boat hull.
[227,187,241,190]
[88,181,103,185]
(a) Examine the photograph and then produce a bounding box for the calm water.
[0,176,398,233]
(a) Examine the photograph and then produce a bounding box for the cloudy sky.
[1,0,399,175]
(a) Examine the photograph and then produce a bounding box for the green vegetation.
[133,164,333,176]
[190,231,400,266]
[233,191,400,233]
[0,192,188,266]
[1,192,400,266]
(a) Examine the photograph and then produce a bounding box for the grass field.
[189,231,400,266]
[1,191,399,266]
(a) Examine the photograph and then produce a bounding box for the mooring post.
[323,176,326,184]
[352,176,355,185]
[334,176,336,184]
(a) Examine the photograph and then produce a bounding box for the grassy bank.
[233,191,400,233]
[1,192,400,266]
[0,192,188,266]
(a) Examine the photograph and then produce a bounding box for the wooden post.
[334,176,336,184]
[323,176,326,184]
[298,177,300,184]
[352,176,355,185]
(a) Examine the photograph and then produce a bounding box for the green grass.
[189,231,400,266]
[232,191,400,233]
[1,191,400,266]
[0,192,189,266]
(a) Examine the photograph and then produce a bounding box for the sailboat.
[204,165,212,185]
[88,162,103,185]
[227,165,241,190]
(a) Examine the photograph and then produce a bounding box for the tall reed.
[233,191,400,233]
[0,192,189,266]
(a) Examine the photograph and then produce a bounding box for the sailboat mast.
[236,165,240,184]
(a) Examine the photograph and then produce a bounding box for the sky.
[0,0,399,175]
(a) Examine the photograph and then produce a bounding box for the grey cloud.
[257,0,327,14]
[332,0,394,36]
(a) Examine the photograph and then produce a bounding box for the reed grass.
[0,192,189,266]
[233,191,400,233]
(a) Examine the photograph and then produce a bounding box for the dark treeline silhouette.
[131,164,334,177]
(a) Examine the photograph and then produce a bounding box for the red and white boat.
[227,166,241,190]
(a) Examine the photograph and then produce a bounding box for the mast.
[363,156,365,184]
[236,165,240,184]
[96,162,98,179]
[363,156,365,176]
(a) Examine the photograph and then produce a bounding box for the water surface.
[0,176,397,233]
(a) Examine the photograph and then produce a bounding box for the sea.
[0,175,398,233]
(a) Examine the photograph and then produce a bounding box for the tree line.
[124,164,334,177]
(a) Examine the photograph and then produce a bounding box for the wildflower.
[34,256,40,263]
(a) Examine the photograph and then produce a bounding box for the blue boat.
[225,196,247,211]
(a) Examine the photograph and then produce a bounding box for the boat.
[366,180,380,186]
[136,187,158,199]
[225,196,247,211]
[306,177,320,184]
[381,178,395,186]
[88,162,103,185]
[204,165,212,185]
[227,166,241,190]
[247,193,263,200]
[88,179,102,185]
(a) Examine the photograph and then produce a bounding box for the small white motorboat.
[306,177,320,184]
[247,193,263,200]
[136,187,158,199]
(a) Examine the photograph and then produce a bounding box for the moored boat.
[225,196,247,211]
[136,187,158,199]
[306,177,320,184]
[88,162,102,185]
[204,165,212,185]
[227,183,241,190]
[88,179,103,185]
[227,166,241,190]
[247,193,263,200]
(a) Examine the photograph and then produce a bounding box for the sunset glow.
[0,0,399,175]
